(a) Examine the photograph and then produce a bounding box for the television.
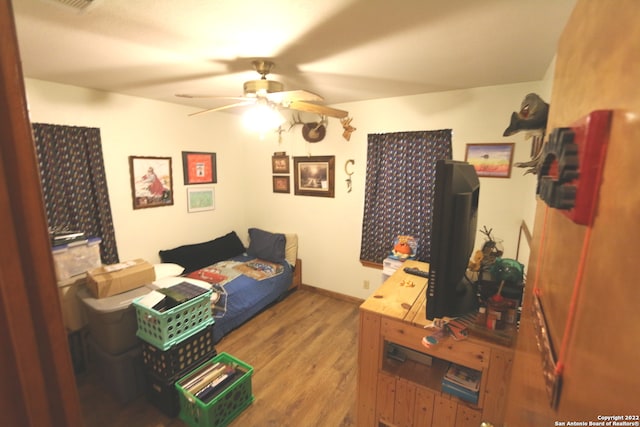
[426,159,480,320]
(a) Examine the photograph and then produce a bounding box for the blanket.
[233,259,283,281]
[186,258,282,318]
[185,260,243,286]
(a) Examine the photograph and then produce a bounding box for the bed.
[154,229,300,343]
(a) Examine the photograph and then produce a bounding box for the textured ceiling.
[12,0,577,112]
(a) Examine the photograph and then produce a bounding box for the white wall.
[26,77,545,299]
[25,79,250,262]
[240,81,543,299]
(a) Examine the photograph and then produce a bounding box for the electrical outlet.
[363,280,370,289]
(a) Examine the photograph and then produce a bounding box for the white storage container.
[52,237,102,281]
[78,284,151,355]
[57,275,88,331]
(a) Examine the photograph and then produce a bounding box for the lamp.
[243,100,286,135]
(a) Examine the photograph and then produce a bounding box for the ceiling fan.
[176,60,349,119]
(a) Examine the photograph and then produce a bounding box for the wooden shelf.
[357,261,515,427]
[382,356,449,391]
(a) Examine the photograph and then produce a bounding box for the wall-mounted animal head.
[503,93,549,137]
[289,113,327,142]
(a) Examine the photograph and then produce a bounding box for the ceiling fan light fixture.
[243,103,286,134]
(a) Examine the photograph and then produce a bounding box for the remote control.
[403,267,429,278]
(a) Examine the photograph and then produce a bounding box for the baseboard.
[299,284,364,305]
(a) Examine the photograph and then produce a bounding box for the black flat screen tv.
[426,159,480,320]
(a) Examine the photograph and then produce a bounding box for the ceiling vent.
[47,0,99,11]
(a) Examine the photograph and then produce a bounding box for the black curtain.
[360,129,452,264]
[32,123,119,264]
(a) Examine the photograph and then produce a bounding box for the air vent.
[48,0,98,11]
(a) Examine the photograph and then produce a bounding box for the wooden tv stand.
[357,260,516,427]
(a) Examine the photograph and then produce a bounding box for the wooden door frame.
[0,3,83,426]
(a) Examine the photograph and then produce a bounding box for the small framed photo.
[465,143,515,178]
[272,155,290,174]
[272,176,290,193]
[293,155,335,198]
[187,187,215,212]
[182,151,217,185]
[129,156,174,209]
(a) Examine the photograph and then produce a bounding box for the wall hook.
[345,159,355,193]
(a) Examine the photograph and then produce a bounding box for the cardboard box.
[87,259,155,298]
[57,275,88,331]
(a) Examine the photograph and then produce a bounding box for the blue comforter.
[209,254,292,343]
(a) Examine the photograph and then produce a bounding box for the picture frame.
[187,187,215,212]
[293,155,335,198]
[272,155,290,174]
[272,176,290,193]
[182,151,217,185]
[464,143,515,178]
[129,156,174,209]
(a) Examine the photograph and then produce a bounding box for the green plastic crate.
[176,353,254,427]
[133,288,213,350]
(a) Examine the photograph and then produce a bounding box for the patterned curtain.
[32,123,119,264]
[360,129,452,264]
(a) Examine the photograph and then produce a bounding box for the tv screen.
[426,159,480,320]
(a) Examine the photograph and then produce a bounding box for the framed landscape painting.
[465,143,515,178]
[293,155,335,198]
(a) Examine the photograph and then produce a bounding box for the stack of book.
[441,363,481,404]
[179,361,245,403]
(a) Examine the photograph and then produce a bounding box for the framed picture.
[182,151,217,185]
[465,143,515,178]
[272,176,290,193]
[293,155,335,198]
[187,187,215,212]
[272,155,290,174]
[129,156,174,209]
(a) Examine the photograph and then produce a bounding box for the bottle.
[476,305,487,326]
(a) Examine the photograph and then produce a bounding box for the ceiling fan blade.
[188,100,255,117]
[268,89,323,104]
[288,101,349,119]
[176,93,248,101]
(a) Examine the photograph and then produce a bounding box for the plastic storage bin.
[52,237,102,281]
[133,286,213,351]
[78,284,152,354]
[142,323,216,379]
[88,336,146,404]
[176,353,254,427]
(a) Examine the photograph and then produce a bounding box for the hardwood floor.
[77,289,360,426]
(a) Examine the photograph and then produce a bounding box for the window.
[360,129,452,265]
[33,123,119,264]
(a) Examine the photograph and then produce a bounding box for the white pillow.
[153,263,185,280]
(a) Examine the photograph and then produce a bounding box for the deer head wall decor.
[289,113,328,143]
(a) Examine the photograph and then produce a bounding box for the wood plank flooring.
[77,289,360,427]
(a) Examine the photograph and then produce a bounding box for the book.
[443,363,481,392]
[441,378,479,404]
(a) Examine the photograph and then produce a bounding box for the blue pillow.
[246,228,286,263]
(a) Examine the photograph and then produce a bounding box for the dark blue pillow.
[246,228,286,263]
[159,231,245,273]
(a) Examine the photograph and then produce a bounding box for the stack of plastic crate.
[133,281,216,417]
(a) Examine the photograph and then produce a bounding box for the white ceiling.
[11,0,577,113]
